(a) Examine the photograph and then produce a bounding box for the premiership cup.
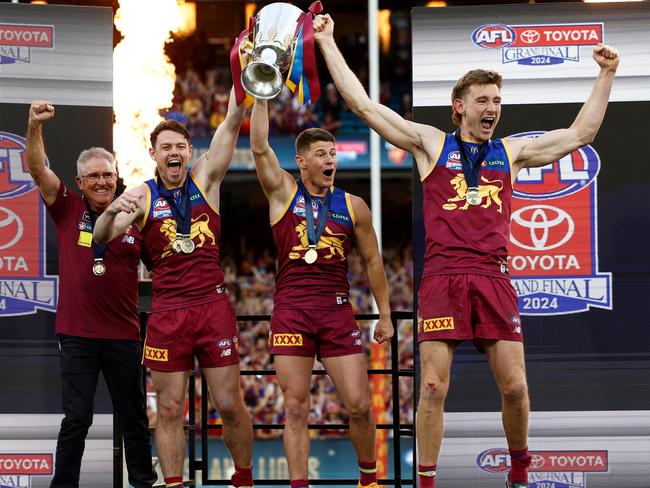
[241,2,305,99]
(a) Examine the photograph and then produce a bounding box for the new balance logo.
[272,334,303,346]
[144,345,168,361]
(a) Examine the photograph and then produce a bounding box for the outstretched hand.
[313,14,334,42]
[593,43,619,72]
[29,101,54,124]
[105,191,141,217]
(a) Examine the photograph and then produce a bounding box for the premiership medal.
[172,238,183,254]
[92,258,106,276]
[158,173,195,256]
[180,237,195,254]
[304,247,318,264]
[466,188,481,206]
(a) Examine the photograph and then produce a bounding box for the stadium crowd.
[146,245,414,439]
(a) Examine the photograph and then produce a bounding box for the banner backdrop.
[412,3,649,487]
[0,4,114,487]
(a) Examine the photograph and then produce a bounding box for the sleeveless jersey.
[141,171,224,311]
[272,182,355,309]
[422,133,513,277]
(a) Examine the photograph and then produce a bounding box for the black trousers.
[50,335,157,488]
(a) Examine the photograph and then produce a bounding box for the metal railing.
[118,310,415,487]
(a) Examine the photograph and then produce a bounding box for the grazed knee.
[419,376,449,404]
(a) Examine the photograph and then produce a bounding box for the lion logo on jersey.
[159,213,216,257]
[442,174,504,212]
[289,222,347,261]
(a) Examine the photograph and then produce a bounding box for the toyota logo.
[511,205,574,251]
[530,454,545,469]
[0,206,24,250]
[520,30,540,44]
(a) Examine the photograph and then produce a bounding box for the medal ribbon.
[298,179,332,250]
[454,129,490,189]
[87,209,107,262]
[158,171,192,237]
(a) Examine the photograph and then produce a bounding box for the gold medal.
[92,259,106,276]
[180,237,195,254]
[304,247,318,264]
[466,188,482,206]
[172,239,183,254]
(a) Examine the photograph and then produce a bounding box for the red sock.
[231,465,253,487]
[164,476,183,487]
[358,460,377,485]
[418,464,437,488]
[290,480,309,488]
[509,448,531,483]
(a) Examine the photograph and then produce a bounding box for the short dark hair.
[150,120,191,148]
[451,69,503,125]
[295,128,335,155]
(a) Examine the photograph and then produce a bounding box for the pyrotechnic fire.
[113,0,195,189]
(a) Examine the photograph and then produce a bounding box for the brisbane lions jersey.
[272,182,355,309]
[141,171,224,311]
[422,133,513,278]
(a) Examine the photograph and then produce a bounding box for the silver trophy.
[241,2,305,99]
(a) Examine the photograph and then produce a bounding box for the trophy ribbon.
[231,17,256,107]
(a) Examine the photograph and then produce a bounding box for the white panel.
[412,3,650,106]
[0,4,113,106]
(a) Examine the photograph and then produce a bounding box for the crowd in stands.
[163,60,411,141]
[146,245,414,439]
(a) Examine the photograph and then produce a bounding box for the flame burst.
[113,0,192,189]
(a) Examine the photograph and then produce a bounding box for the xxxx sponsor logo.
[144,345,168,361]
[272,333,303,346]
[423,317,454,332]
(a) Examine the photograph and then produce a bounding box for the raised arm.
[509,43,620,176]
[193,86,245,184]
[314,14,443,177]
[93,185,146,244]
[26,101,61,205]
[350,195,393,344]
[250,98,296,221]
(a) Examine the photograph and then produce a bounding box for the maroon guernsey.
[47,183,142,340]
[272,182,355,310]
[422,133,513,278]
[141,171,224,312]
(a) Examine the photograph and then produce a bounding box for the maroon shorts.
[417,273,522,345]
[269,307,364,359]
[144,297,240,372]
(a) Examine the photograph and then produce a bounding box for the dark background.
[413,101,650,411]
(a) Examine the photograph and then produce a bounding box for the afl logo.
[0,132,40,199]
[476,448,510,473]
[472,25,515,49]
[512,131,600,199]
